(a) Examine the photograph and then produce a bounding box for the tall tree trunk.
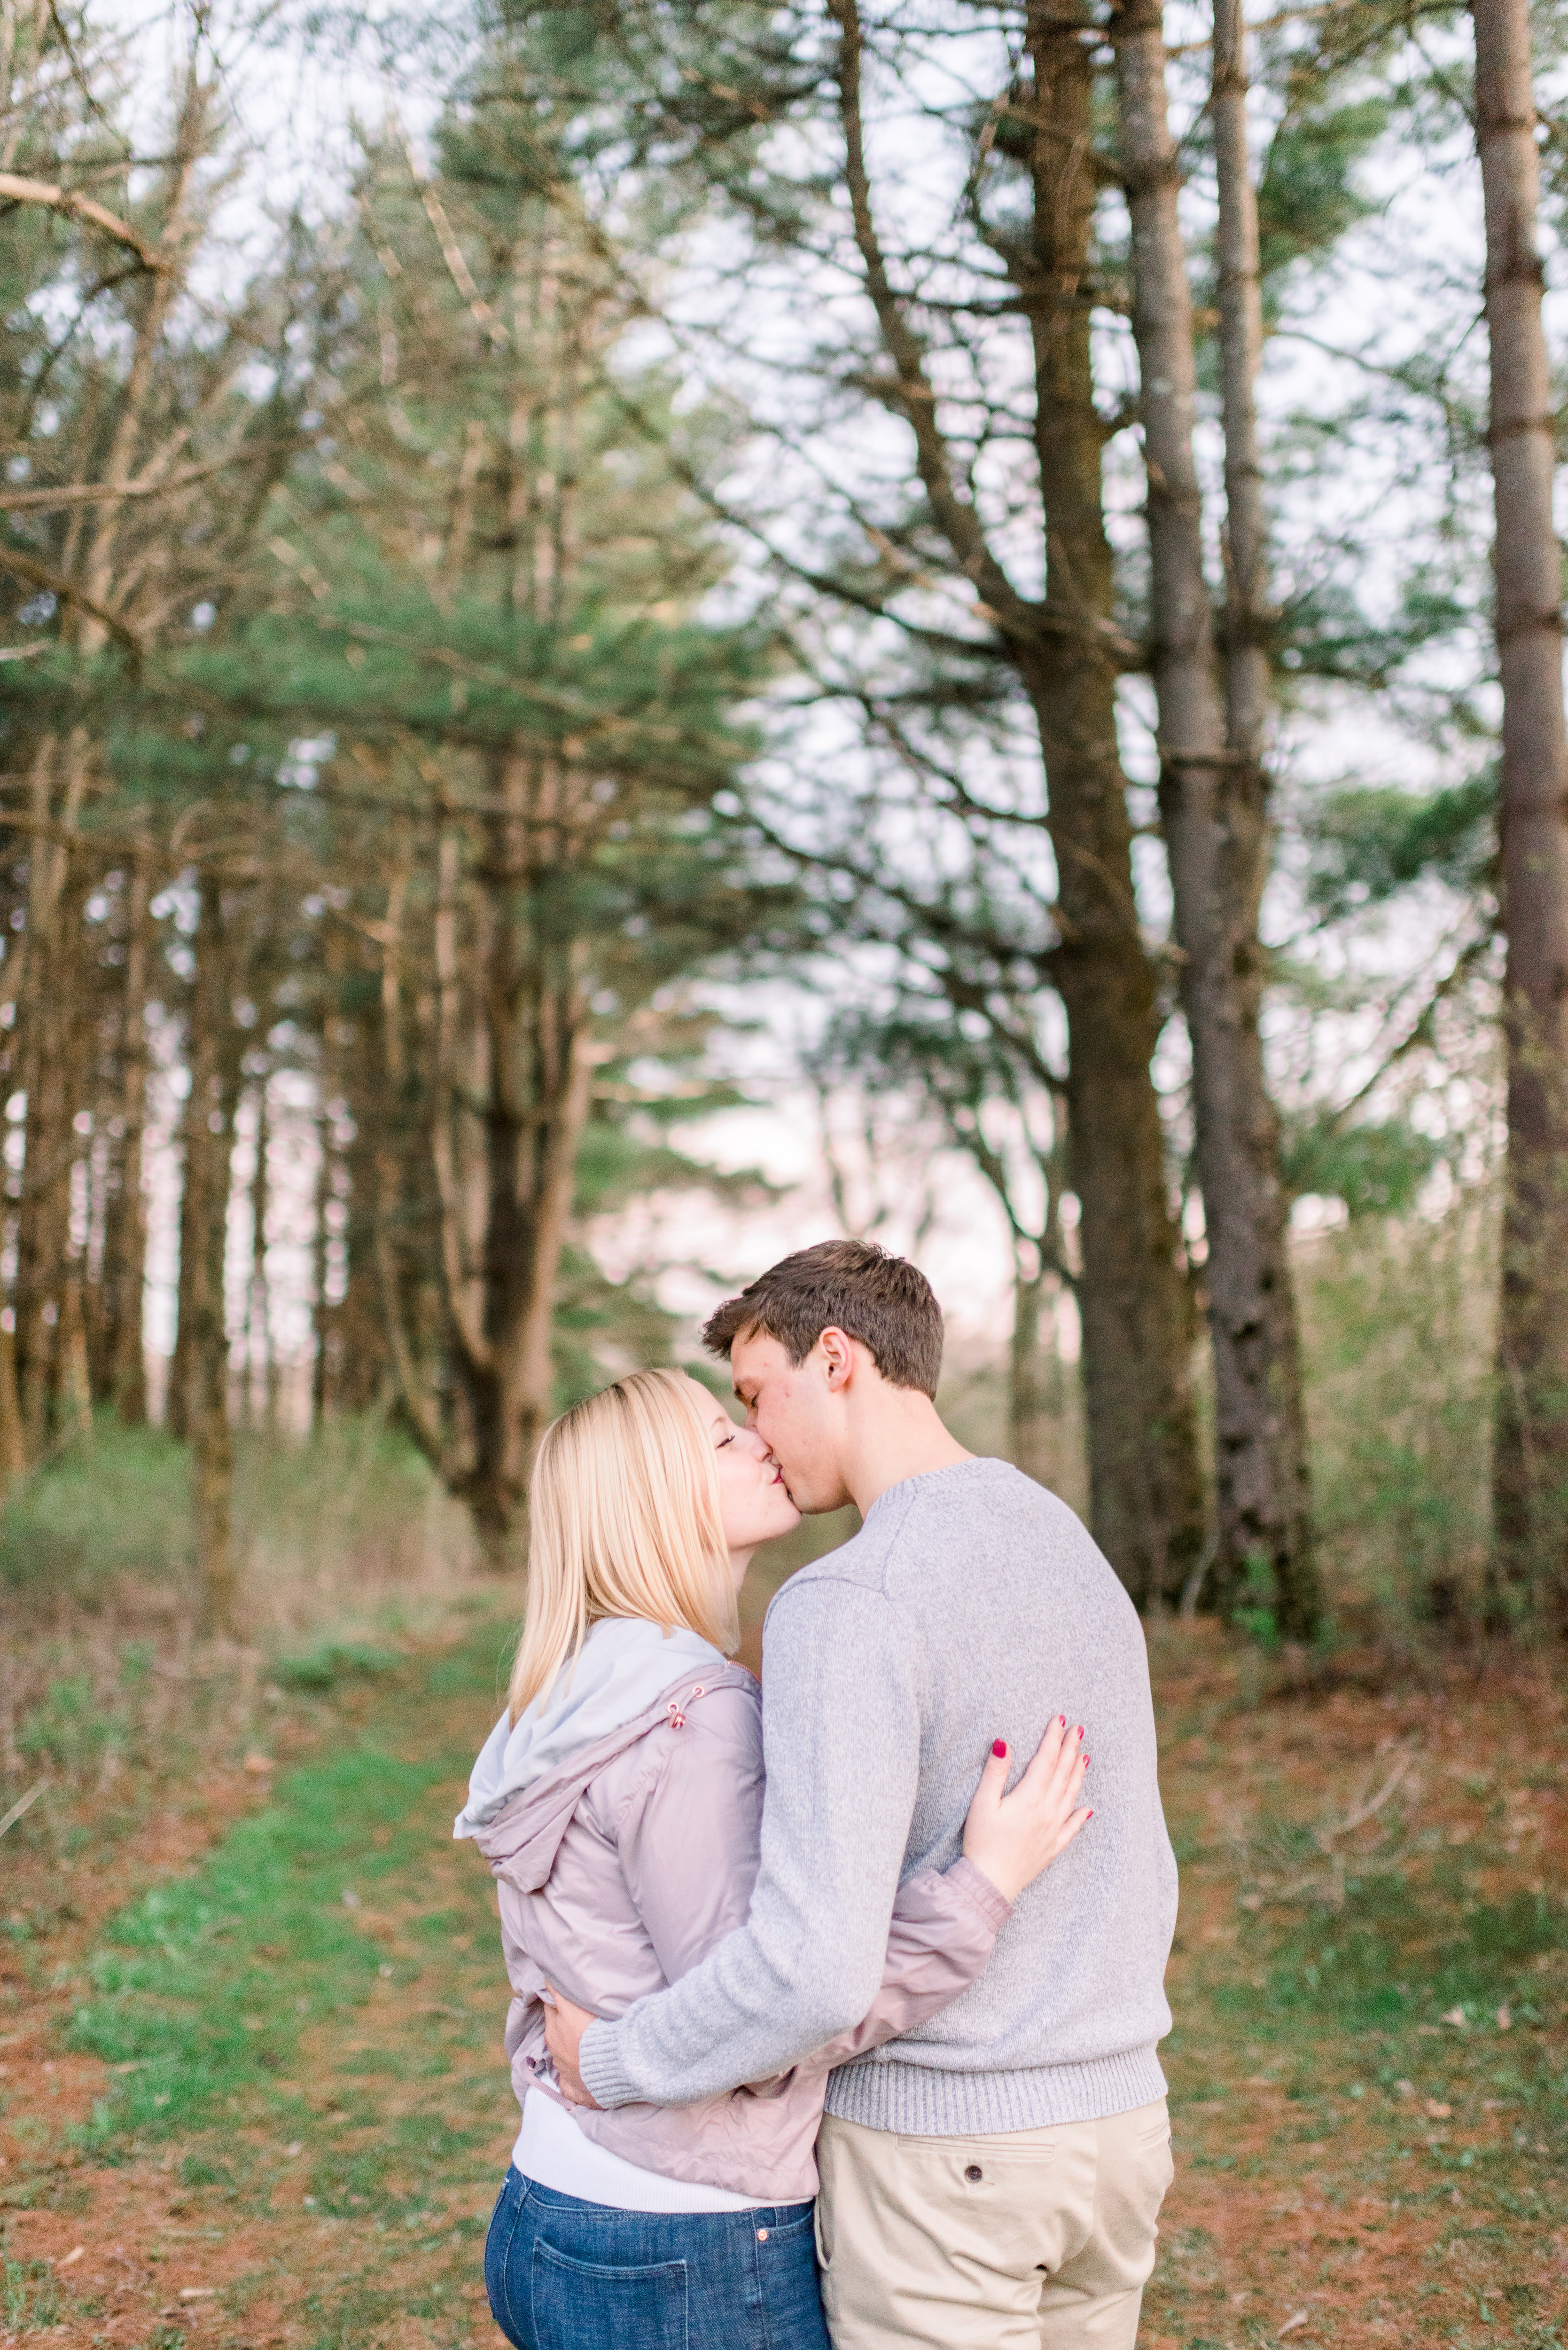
[243,1078,274,1431]
[1210,0,1316,1630]
[1111,0,1320,1637]
[12,738,88,1455]
[310,1105,332,1435]
[100,857,151,1424]
[57,1271,93,1446]
[167,989,198,1443]
[828,0,1206,1606]
[435,764,595,1565]
[1022,0,1205,1606]
[0,1324,27,1495]
[1474,0,1568,1623]
[1008,1261,1057,1485]
[368,859,444,1455]
[180,877,239,1636]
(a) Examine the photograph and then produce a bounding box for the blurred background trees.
[4,0,1568,1654]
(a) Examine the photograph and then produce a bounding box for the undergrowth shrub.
[1295,1189,1497,1638]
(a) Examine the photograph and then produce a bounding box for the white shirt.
[515,2087,763,2214]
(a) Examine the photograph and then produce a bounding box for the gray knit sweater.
[578,1458,1177,2137]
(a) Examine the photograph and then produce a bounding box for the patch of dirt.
[4,1620,1566,2350]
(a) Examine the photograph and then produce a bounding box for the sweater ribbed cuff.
[577,2018,640,2113]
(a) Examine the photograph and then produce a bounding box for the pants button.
[756,2227,769,2241]
[964,2165,983,2182]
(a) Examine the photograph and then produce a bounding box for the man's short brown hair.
[702,1239,944,1398]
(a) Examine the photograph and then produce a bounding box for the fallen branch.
[1314,1745,1417,1850]
[0,1777,48,1840]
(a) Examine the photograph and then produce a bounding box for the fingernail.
[992,1739,1007,1758]
[1058,1714,1067,1727]
[1076,1724,1084,1739]
[1082,1755,1091,1768]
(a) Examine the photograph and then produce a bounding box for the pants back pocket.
[530,2239,689,2350]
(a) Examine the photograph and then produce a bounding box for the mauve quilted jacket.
[470,1657,1011,2201]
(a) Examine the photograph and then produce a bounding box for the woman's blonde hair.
[507,1368,737,1724]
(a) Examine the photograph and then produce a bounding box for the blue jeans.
[484,2166,832,2350]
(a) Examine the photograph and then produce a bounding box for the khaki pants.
[815,2099,1173,2350]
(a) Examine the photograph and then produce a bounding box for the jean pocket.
[530,2240,688,2350]
[484,2177,529,2349]
[762,2206,816,2243]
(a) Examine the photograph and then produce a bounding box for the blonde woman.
[455,1369,1092,2350]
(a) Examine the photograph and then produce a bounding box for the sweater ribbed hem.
[823,2044,1167,2135]
[577,2019,640,2113]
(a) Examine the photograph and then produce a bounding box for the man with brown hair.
[547,1238,1178,2348]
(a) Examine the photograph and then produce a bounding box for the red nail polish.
[1076,1725,1084,1739]
[1058,1714,1067,1728]
[1082,1755,1091,1768]
[992,1739,1007,1758]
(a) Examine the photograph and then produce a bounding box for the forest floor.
[1,1605,1565,2350]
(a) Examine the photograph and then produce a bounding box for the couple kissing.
[454,1238,1177,2350]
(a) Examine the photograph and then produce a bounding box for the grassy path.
[2,1617,1565,2350]
[3,1620,520,2350]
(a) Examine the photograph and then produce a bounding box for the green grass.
[0,1411,474,1620]
[2,2258,61,2331]
[0,1423,193,1595]
[1232,1874,1568,2043]
[68,1738,438,2145]
[65,1629,505,2168]
[271,1641,404,1693]
[32,1621,515,2348]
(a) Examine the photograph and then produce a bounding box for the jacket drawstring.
[664,1683,707,1732]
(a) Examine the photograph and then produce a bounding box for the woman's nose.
[736,1426,771,1460]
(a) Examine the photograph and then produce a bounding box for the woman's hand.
[961,1716,1092,1902]
[541,1987,601,2109]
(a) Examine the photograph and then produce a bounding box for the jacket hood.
[455,1615,732,1814]
[463,1653,756,1894]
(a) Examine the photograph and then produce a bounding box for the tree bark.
[0,1325,27,1494]
[433,763,596,1565]
[11,736,88,1455]
[179,876,240,1637]
[1008,1261,1058,1486]
[1209,0,1316,1630]
[827,0,1207,1606]
[99,856,151,1424]
[310,1104,332,1434]
[1022,0,1206,1606]
[1474,0,1568,1622]
[1111,0,1320,1636]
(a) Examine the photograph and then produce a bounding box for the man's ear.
[818,1327,856,1391]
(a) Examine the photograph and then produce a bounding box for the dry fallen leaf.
[1425,2100,1453,2120]
[1279,2315,1312,2340]
[1496,2003,1513,2031]
[179,2287,217,2302]
[55,2247,84,2269]
[243,1754,274,1774]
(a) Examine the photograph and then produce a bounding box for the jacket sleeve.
[578,1573,926,2110]
[797,1857,1012,2072]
